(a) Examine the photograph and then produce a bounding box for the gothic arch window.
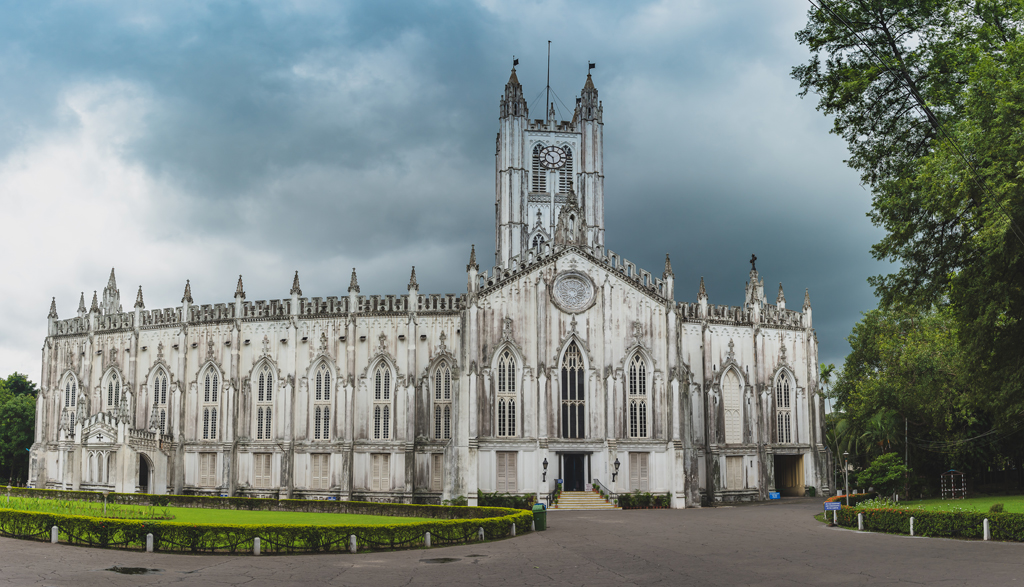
[561,341,585,439]
[775,372,793,443]
[496,350,516,437]
[314,363,332,441]
[558,146,574,193]
[722,369,742,444]
[532,233,545,248]
[153,368,169,434]
[531,144,547,192]
[627,354,649,439]
[434,361,452,440]
[201,366,220,441]
[255,364,274,441]
[372,362,393,440]
[62,373,79,432]
[103,370,122,411]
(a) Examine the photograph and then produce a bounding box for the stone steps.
[551,490,619,510]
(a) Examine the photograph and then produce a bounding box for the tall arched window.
[202,368,219,440]
[314,363,331,441]
[256,365,273,440]
[153,369,168,434]
[561,342,585,439]
[723,370,742,444]
[532,233,545,248]
[627,354,649,438]
[558,147,574,193]
[775,374,792,443]
[531,144,547,192]
[105,371,122,410]
[496,350,516,437]
[63,374,78,432]
[373,363,392,440]
[434,361,452,440]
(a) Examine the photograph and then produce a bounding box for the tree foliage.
[0,373,37,483]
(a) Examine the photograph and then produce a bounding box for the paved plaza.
[0,498,1021,586]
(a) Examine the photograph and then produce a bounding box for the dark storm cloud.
[0,0,884,376]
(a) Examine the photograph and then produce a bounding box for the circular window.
[552,272,595,313]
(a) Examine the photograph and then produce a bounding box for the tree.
[1,373,38,397]
[0,375,37,483]
[856,453,910,499]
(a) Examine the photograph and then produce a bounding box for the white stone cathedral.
[30,67,829,507]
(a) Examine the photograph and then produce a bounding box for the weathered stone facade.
[30,68,829,507]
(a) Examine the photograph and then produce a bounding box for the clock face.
[539,145,567,169]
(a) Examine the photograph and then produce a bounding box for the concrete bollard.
[349,535,357,554]
[858,513,864,531]
[984,519,990,541]
[832,510,837,525]
[910,517,914,536]
[253,537,260,556]
[511,523,516,537]
[146,533,154,552]
[50,526,58,544]
[478,527,485,541]
[424,531,431,548]
[531,519,536,532]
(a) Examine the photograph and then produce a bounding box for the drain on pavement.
[106,567,161,575]
[421,558,460,564]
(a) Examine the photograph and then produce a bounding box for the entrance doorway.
[562,454,587,491]
[139,455,151,493]
[774,454,805,497]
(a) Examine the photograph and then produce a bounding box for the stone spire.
[89,291,99,313]
[663,253,674,278]
[408,266,418,291]
[348,268,360,294]
[580,72,602,122]
[500,65,528,119]
[467,245,478,272]
[234,275,245,299]
[290,271,302,296]
[77,292,87,317]
[803,288,811,311]
[181,280,193,304]
[101,267,121,315]
[803,288,813,328]
[777,283,786,310]
[547,102,556,123]
[698,277,708,301]
[134,286,145,309]
[47,297,58,319]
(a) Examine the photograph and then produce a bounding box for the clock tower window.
[531,144,547,192]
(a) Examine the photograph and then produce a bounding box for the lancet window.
[561,342,585,439]
[531,144,547,192]
[372,363,392,440]
[104,371,122,410]
[314,363,331,441]
[255,365,274,441]
[153,369,168,434]
[202,368,219,440]
[627,354,649,438]
[723,370,742,444]
[775,373,792,443]
[434,361,452,440]
[496,350,516,437]
[558,147,574,193]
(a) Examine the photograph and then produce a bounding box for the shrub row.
[616,491,671,509]
[0,506,534,554]
[476,491,537,510]
[7,487,507,520]
[824,492,877,507]
[833,506,1024,541]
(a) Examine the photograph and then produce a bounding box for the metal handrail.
[592,478,615,499]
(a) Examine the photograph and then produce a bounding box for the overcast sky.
[0,0,885,383]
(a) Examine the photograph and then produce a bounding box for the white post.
[832,510,837,525]
[146,533,154,552]
[349,535,357,554]
[531,519,536,531]
[857,512,864,531]
[511,523,516,537]
[478,527,485,541]
[984,518,991,541]
[253,537,261,556]
[50,526,58,544]
[424,531,431,548]
[910,517,914,536]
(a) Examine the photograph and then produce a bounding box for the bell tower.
[495,64,528,268]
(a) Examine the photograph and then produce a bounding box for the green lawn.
[900,495,1024,513]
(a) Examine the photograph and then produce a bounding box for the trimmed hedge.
[0,487,534,554]
[824,492,877,507]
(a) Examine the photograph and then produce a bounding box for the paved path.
[0,498,1021,586]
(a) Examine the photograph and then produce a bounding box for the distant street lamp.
[612,458,621,483]
[542,458,549,483]
[843,451,850,507]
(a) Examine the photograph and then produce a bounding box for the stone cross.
[750,254,757,271]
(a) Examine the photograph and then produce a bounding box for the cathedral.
[30,67,829,507]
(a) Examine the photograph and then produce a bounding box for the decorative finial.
[134,286,145,309]
[290,270,302,296]
[107,268,117,287]
[698,277,707,300]
[207,338,214,359]
[803,288,811,310]
[318,332,329,355]
[439,331,447,352]
[664,253,673,278]
[181,280,193,304]
[378,332,387,353]
[78,292,86,314]
[502,316,513,341]
[727,338,735,361]
[90,291,99,313]
[750,253,757,272]
[235,275,245,299]
[348,268,360,293]
[48,297,58,319]
[408,266,418,290]
[777,283,785,306]
[468,245,478,271]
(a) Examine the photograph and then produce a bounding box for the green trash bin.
[532,503,547,531]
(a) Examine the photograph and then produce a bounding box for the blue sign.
[824,501,842,511]
[556,479,563,485]
[768,491,781,500]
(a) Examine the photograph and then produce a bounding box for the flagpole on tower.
[545,40,551,121]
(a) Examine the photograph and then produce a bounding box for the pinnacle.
[290,270,302,296]
[182,280,193,304]
[90,291,99,313]
[467,244,478,271]
[583,72,596,91]
[803,288,811,309]
[78,292,86,313]
[698,276,707,300]
[107,267,117,288]
[408,266,418,290]
[235,275,245,298]
[664,253,674,278]
[507,67,520,87]
[348,268,360,293]
[135,286,145,309]
[48,297,58,319]
[777,283,785,304]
